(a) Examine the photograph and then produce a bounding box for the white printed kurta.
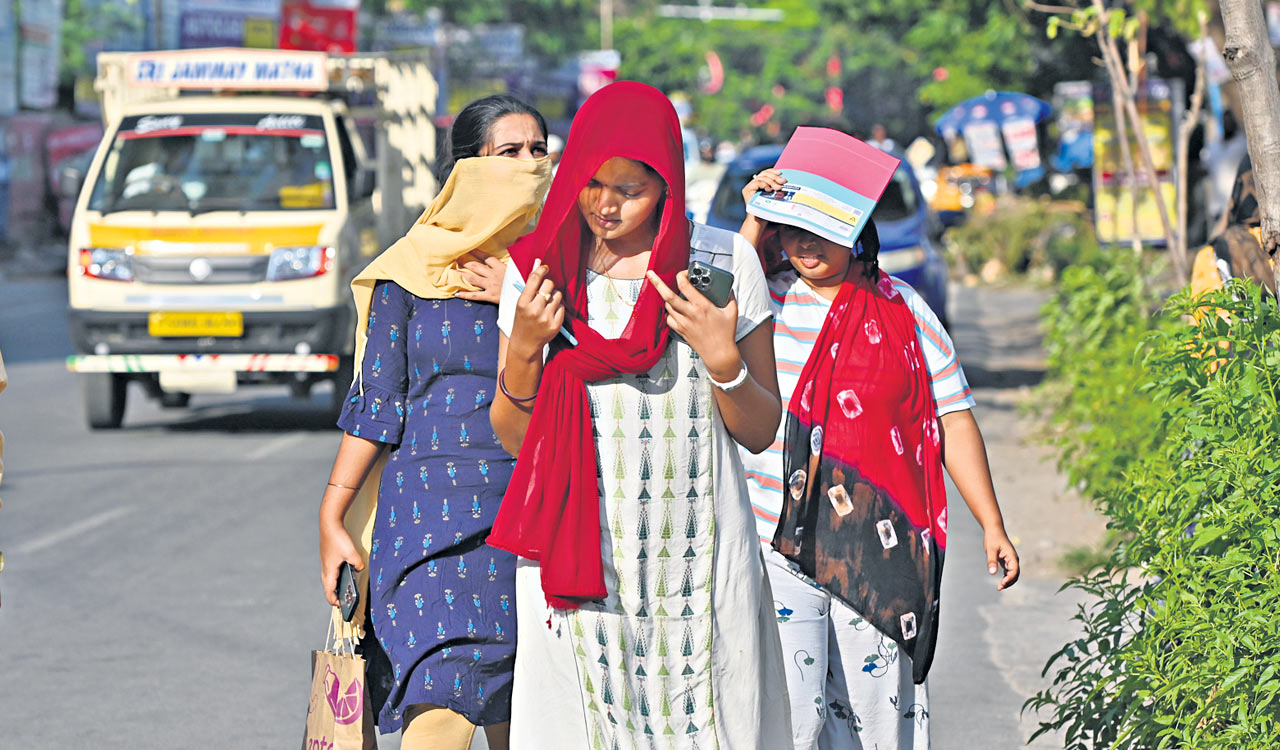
[499,224,794,750]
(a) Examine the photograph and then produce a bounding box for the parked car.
[705,144,949,326]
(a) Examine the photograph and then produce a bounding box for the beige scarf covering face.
[334,156,552,639]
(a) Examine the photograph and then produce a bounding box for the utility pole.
[657,0,784,23]
[602,0,613,50]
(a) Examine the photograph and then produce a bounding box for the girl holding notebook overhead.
[737,127,1020,750]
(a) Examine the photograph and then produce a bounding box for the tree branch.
[1093,0,1185,282]
[1024,1,1080,14]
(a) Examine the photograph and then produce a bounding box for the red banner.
[279,0,359,54]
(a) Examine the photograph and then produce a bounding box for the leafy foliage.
[1027,276,1280,748]
[389,0,1053,141]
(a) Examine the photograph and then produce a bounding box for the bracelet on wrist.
[708,363,749,392]
[327,481,360,492]
[499,367,539,403]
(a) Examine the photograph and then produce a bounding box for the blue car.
[705,144,949,326]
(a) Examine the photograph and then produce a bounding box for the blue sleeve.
[337,280,413,444]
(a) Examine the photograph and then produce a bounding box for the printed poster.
[18,0,62,110]
[962,121,1007,170]
[0,0,16,116]
[1001,118,1041,171]
[1092,78,1182,245]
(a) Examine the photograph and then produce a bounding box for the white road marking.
[16,505,137,555]
[246,432,309,461]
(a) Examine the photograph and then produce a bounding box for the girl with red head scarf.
[489,82,794,749]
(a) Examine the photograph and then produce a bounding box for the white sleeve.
[731,232,773,341]
[496,260,525,338]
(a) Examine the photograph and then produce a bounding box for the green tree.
[615,0,1043,141]
[59,0,145,84]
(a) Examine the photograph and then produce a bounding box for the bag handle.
[324,610,357,657]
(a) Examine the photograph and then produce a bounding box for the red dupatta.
[771,269,948,683]
[487,82,689,608]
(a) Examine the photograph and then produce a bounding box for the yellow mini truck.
[64,48,436,428]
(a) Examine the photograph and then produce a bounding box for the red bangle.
[499,368,538,403]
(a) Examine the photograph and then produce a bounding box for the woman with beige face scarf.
[317,95,553,750]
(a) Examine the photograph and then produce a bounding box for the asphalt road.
[0,273,1075,749]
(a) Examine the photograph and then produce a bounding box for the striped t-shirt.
[741,271,975,542]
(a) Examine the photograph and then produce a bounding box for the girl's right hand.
[508,259,565,359]
[741,168,786,207]
[320,519,365,607]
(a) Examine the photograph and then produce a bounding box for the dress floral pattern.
[338,280,517,732]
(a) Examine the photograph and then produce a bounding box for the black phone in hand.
[337,561,359,623]
[687,260,734,308]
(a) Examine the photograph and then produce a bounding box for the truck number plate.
[148,311,244,337]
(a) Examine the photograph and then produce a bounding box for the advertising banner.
[0,0,17,116]
[1052,80,1094,171]
[1001,118,1041,171]
[179,0,280,49]
[1093,78,1182,245]
[280,0,360,54]
[962,121,1007,170]
[18,0,62,110]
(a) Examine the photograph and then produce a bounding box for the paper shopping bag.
[302,639,377,750]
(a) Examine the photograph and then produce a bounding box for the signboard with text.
[126,48,329,90]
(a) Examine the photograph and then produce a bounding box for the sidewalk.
[931,283,1105,748]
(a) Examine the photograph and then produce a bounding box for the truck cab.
[65,49,436,428]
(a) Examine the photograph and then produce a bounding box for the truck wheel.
[159,392,191,409]
[328,356,355,418]
[83,373,127,430]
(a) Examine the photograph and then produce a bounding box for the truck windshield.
[88,112,336,214]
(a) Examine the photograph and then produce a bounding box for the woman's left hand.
[645,270,742,381]
[984,528,1021,590]
[457,255,508,304]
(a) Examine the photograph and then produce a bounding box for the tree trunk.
[1220,0,1280,294]
[1091,0,1187,283]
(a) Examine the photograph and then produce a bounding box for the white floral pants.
[765,546,930,750]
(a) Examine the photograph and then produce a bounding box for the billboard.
[18,0,62,109]
[279,0,359,54]
[0,0,16,116]
[1093,78,1182,246]
[179,0,280,49]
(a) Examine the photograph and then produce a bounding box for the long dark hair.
[437,94,549,182]
[854,218,880,279]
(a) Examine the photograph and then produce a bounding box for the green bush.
[1035,250,1169,507]
[946,197,1103,282]
[1027,279,1280,748]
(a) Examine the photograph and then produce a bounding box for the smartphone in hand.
[687,260,734,308]
[336,561,359,623]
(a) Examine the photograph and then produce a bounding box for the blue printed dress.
[337,280,516,732]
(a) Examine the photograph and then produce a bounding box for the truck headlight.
[78,247,134,282]
[266,245,335,281]
[878,245,927,274]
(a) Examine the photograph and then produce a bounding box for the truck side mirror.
[59,165,86,200]
[353,168,375,201]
